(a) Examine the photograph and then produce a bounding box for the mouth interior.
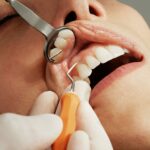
[89,53,141,89]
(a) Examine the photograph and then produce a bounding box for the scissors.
[6,0,75,63]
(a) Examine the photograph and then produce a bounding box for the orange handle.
[52,92,80,150]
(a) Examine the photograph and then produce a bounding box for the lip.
[90,60,144,100]
[65,20,144,99]
[67,20,143,60]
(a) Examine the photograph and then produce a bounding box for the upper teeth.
[95,46,113,63]
[54,29,74,49]
[52,31,130,84]
[50,29,74,62]
[75,45,129,82]
[85,55,100,69]
[58,29,74,38]
[54,37,67,49]
[107,45,125,58]
[77,64,92,79]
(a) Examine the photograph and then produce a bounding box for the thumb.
[0,113,63,150]
[77,102,113,150]
[30,91,58,115]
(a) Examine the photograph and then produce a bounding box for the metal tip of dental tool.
[49,50,63,63]
[67,63,78,92]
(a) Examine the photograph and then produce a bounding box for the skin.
[0,0,150,149]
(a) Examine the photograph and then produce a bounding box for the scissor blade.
[7,0,54,37]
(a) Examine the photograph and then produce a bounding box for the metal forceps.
[6,0,74,63]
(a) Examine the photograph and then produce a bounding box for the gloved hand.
[0,91,63,150]
[0,81,113,150]
[66,81,113,150]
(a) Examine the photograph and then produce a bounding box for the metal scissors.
[6,0,75,63]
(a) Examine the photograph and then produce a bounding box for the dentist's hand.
[67,81,113,150]
[0,91,63,150]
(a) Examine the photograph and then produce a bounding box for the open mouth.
[69,43,142,91]
[67,21,143,92]
[47,21,144,98]
[69,44,143,94]
[89,51,142,89]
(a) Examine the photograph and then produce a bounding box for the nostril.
[89,5,100,16]
[64,11,77,24]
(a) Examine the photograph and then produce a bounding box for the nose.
[53,0,106,26]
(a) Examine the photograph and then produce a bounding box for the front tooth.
[106,45,124,58]
[77,64,92,79]
[94,47,114,63]
[85,56,100,69]
[84,77,91,84]
[123,48,129,53]
[50,48,62,59]
[54,37,67,49]
[58,29,74,39]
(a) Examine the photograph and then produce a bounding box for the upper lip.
[66,20,143,66]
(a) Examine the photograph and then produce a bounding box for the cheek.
[106,2,150,45]
[90,60,150,119]
[0,18,44,60]
[91,64,150,148]
[92,63,150,114]
[0,19,47,114]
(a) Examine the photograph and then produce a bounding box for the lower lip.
[90,60,144,100]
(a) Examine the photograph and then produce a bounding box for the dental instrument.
[6,0,75,63]
[52,63,80,150]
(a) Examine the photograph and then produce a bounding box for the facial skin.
[0,0,150,149]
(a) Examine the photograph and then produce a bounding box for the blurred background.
[120,0,150,26]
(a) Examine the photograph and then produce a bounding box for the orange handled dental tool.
[52,63,80,150]
[53,92,80,150]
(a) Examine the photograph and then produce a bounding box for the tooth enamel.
[77,64,92,79]
[84,77,91,84]
[123,48,129,53]
[94,47,114,63]
[50,48,62,58]
[85,56,100,69]
[106,45,124,58]
[58,29,74,39]
[54,37,67,49]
